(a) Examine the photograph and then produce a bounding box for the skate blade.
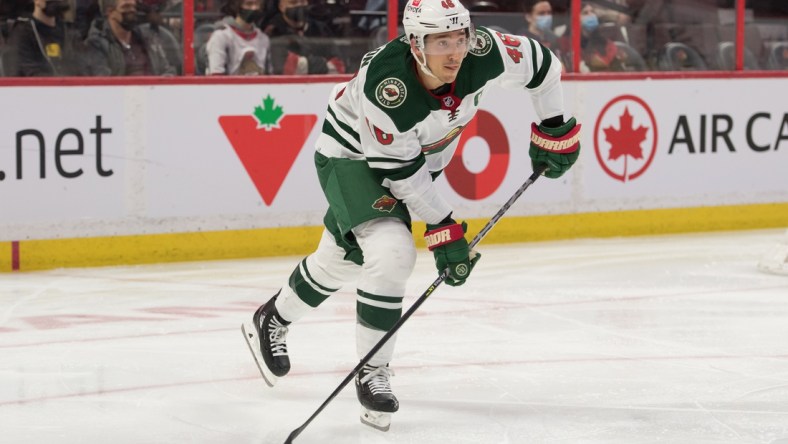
[241,323,277,388]
[360,407,391,432]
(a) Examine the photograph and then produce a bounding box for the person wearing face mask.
[518,0,564,69]
[83,0,175,75]
[7,0,86,76]
[263,0,345,74]
[578,2,621,71]
[205,0,272,75]
[264,0,311,36]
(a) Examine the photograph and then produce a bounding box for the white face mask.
[535,14,553,31]
[582,14,599,32]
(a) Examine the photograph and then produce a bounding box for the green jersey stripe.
[527,41,553,89]
[322,120,363,155]
[365,155,421,164]
[327,105,360,143]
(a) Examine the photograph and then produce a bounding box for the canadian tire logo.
[594,94,658,182]
[219,95,317,205]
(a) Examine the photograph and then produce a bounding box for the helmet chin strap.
[414,51,439,80]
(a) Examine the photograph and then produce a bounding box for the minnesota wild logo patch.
[470,29,492,56]
[372,195,398,212]
[376,78,407,108]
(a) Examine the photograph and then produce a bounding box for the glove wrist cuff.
[530,122,581,154]
[424,223,465,251]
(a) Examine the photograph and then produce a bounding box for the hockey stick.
[284,165,548,443]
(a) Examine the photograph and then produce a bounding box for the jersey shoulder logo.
[375,78,407,108]
[469,29,493,57]
[372,195,398,212]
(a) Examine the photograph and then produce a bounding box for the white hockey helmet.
[403,0,476,76]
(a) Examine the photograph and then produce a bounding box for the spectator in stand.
[83,0,175,75]
[206,0,272,75]
[263,0,346,74]
[518,0,564,67]
[2,1,32,43]
[263,0,329,37]
[576,1,620,71]
[6,0,85,76]
[74,0,101,39]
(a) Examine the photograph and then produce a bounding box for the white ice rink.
[1,229,787,444]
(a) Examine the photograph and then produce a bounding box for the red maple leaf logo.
[602,107,649,181]
[594,95,658,183]
[603,107,648,162]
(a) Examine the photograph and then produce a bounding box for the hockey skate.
[241,292,291,387]
[355,364,398,431]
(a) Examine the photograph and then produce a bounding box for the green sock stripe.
[356,302,402,331]
[301,259,339,293]
[288,261,331,308]
[356,289,404,304]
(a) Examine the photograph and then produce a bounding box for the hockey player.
[242,0,581,431]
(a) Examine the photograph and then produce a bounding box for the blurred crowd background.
[0,0,785,77]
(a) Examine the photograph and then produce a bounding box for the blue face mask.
[535,15,553,32]
[581,14,599,32]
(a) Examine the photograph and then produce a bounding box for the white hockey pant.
[275,217,416,366]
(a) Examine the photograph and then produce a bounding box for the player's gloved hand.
[529,116,581,179]
[424,217,481,286]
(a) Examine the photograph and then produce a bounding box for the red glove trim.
[424,223,465,251]
[530,122,582,154]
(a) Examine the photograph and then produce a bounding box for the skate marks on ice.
[0,229,787,443]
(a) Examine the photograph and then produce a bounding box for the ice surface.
[1,229,787,444]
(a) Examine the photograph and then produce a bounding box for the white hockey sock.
[274,286,315,324]
[357,323,396,367]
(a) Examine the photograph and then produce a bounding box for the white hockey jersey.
[206,22,271,75]
[315,26,565,224]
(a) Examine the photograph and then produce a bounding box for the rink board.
[2,203,787,272]
[1,76,786,271]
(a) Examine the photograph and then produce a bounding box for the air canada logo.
[594,94,658,182]
[372,195,398,212]
[218,95,317,205]
[375,78,407,108]
[469,29,492,56]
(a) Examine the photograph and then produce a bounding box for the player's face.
[422,30,469,85]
